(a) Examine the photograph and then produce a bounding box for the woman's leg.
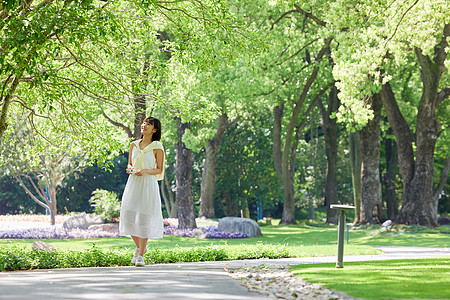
[138,238,148,256]
[131,235,140,248]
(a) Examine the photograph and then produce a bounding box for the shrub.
[0,243,291,271]
[89,189,121,222]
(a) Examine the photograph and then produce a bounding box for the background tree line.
[0,0,449,227]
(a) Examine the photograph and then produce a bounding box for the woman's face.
[141,121,156,135]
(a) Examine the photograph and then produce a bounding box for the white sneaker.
[131,248,140,264]
[135,255,145,267]
[131,248,147,264]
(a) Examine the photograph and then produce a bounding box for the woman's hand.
[134,169,144,176]
[126,164,134,174]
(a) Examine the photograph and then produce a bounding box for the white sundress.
[119,142,164,239]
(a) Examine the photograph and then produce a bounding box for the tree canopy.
[1,0,449,226]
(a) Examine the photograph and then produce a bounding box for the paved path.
[0,246,448,300]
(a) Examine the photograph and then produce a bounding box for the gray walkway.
[0,246,448,300]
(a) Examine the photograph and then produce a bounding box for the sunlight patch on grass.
[1,223,446,256]
[351,232,450,248]
[290,258,450,300]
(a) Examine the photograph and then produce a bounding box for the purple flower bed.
[438,216,450,225]
[0,225,248,239]
[163,225,248,239]
[0,227,119,239]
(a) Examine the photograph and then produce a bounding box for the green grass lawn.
[290,258,450,300]
[0,229,379,257]
[1,223,448,256]
[351,229,450,247]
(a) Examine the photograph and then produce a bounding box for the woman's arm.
[135,149,163,176]
[126,143,135,174]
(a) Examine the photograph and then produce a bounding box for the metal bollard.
[330,204,355,268]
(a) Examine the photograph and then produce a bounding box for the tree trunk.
[175,118,197,229]
[133,59,150,138]
[273,103,297,224]
[199,113,239,218]
[219,189,239,216]
[397,50,440,226]
[199,138,218,218]
[273,104,284,182]
[103,60,149,139]
[240,198,250,219]
[381,25,449,226]
[48,183,57,226]
[384,126,399,220]
[133,95,146,138]
[14,174,50,212]
[349,131,362,224]
[319,87,339,224]
[360,93,384,224]
[0,76,21,138]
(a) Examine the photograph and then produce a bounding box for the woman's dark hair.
[141,117,161,141]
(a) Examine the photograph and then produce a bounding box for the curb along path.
[0,246,448,300]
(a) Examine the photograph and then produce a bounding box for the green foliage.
[57,153,128,213]
[145,245,228,264]
[0,152,128,215]
[89,189,121,222]
[0,175,44,215]
[0,243,290,272]
[0,115,91,219]
[215,115,282,218]
[225,244,291,260]
[2,0,448,227]
[325,0,450,127]
[0,244,124,271]
[1,0,252,165]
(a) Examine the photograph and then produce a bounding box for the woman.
[119,117,165,267]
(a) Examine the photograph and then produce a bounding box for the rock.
[381,220,392,228]
[62,212,104,230]
[218,217,262,237]
[32,240,56,252]
[88,223,119,233]
[192,228,207,239]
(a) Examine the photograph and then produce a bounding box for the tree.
[214,113,281,219]
[237,2,335,224]
[0,115,86,224]
[180,64,250,219]
[1,0,248,163]
[325,0,450,226]
[383,125,399,221]
[360,93,384,224]
[318,86,340,224]
[349,131,362,224]
[1,0,125,142]
[175,118,196,229]
[198,113,239,218]
[393,25,449,226]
